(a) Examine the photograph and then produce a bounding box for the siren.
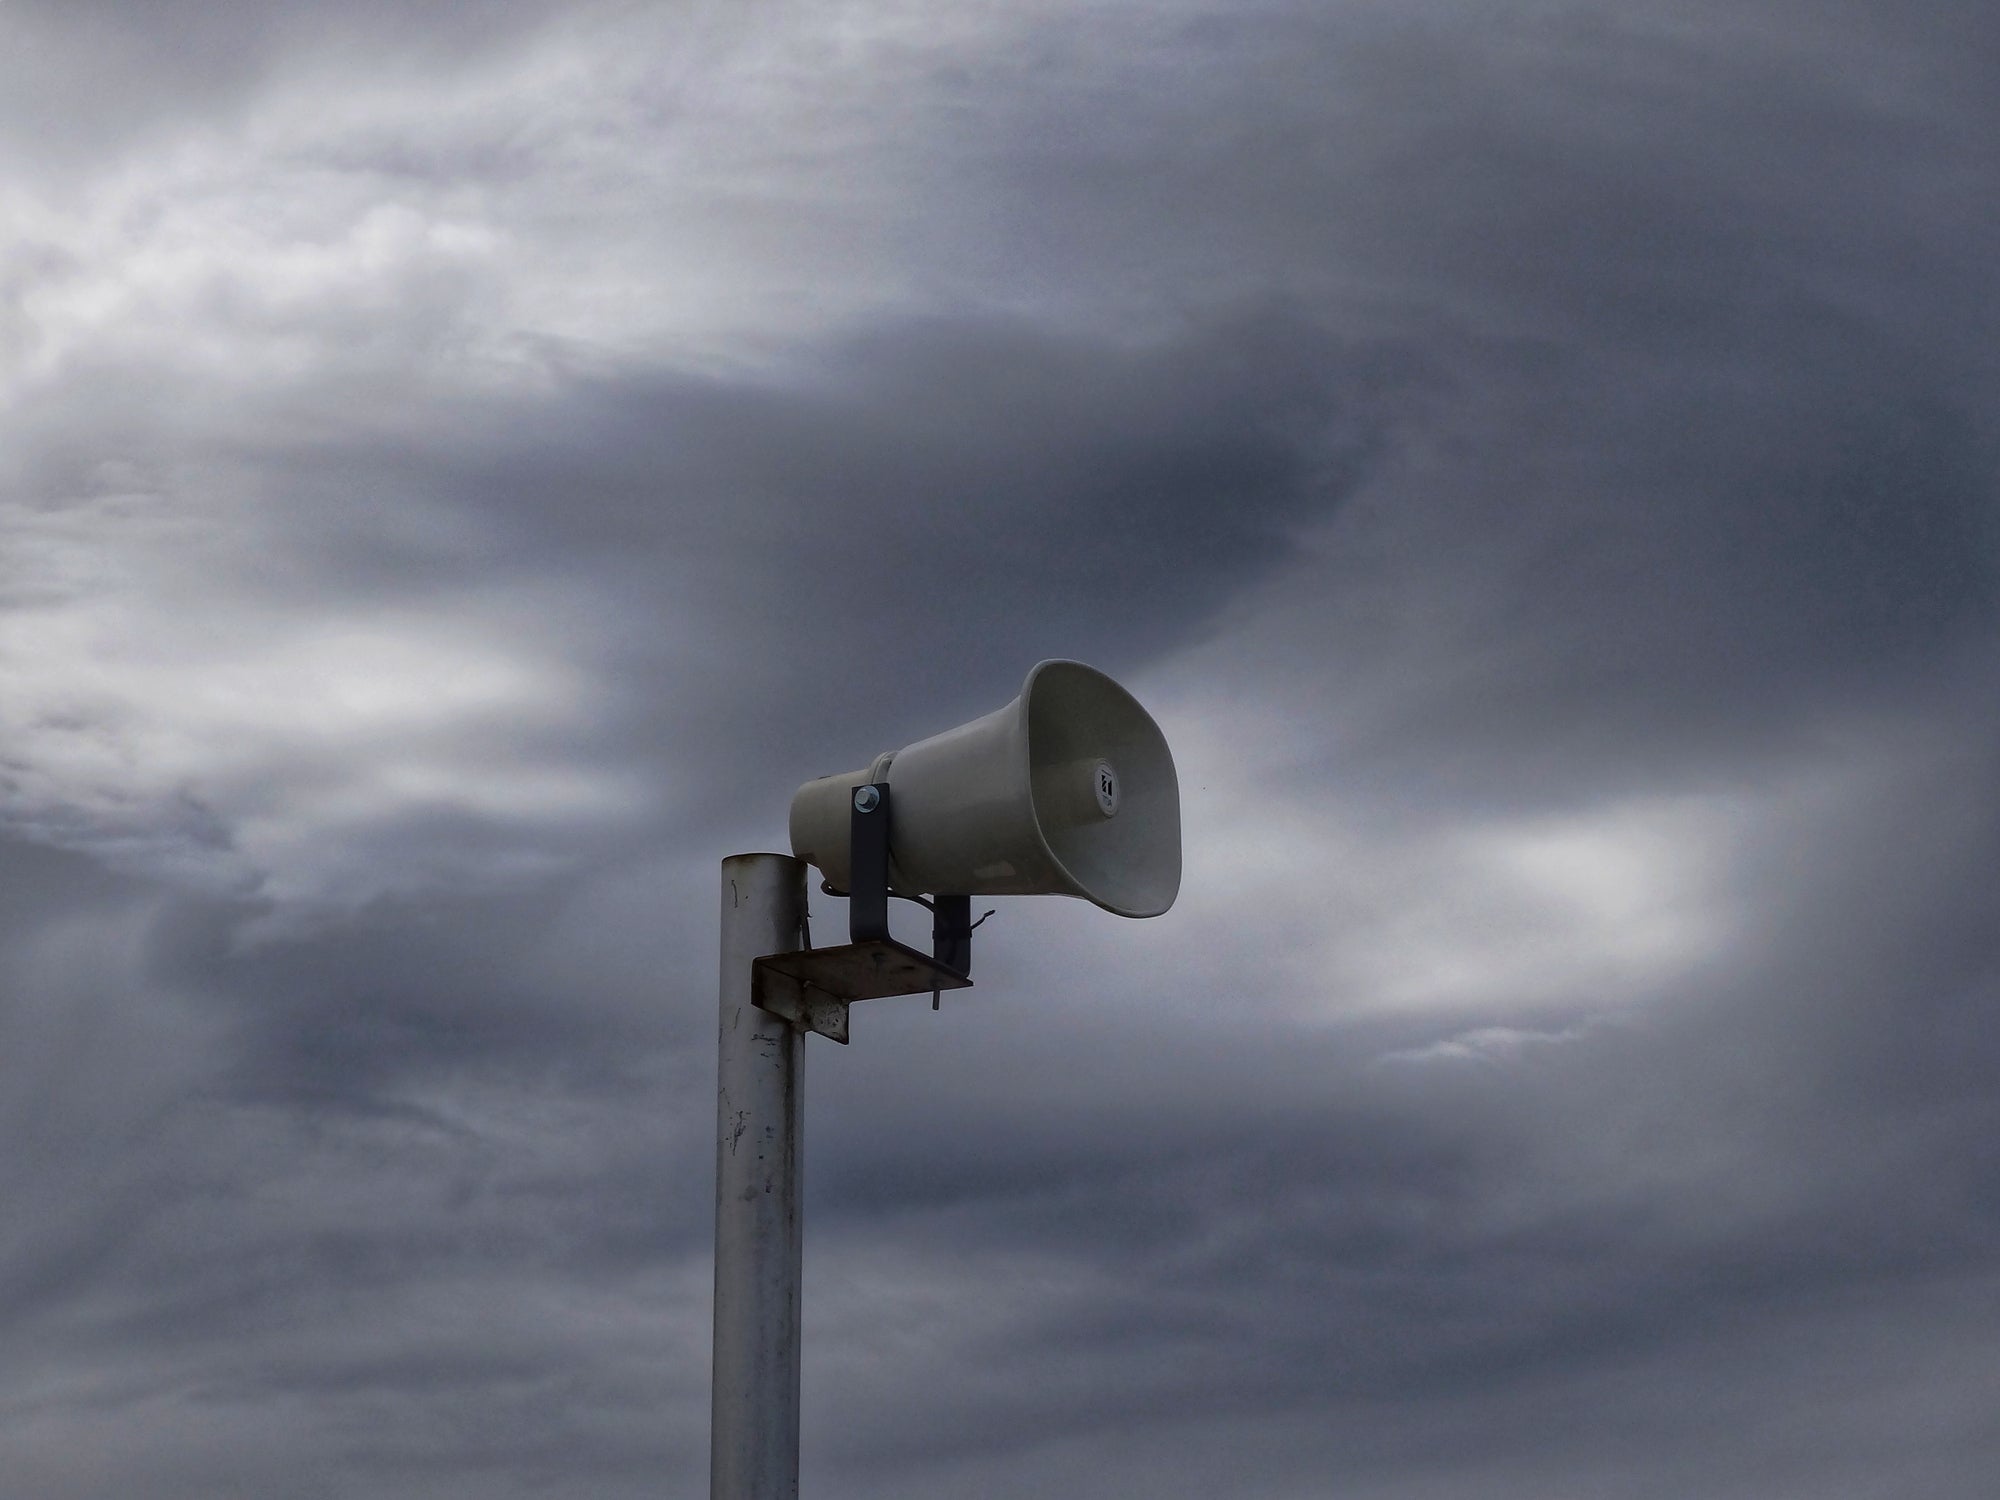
[788,660,1180,918]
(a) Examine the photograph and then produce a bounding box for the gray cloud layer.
[2,0,1996,1495]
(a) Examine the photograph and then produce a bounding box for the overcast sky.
[3,1,1997,1495]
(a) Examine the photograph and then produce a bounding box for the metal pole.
[711,853,808,1500]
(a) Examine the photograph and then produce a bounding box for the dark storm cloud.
[1068,0,2000,814]
[292,306,1404,820]
[0,850,716,1498]
[1291,342,2000,815]
[3,0,1998,1497]
[794,0,2000,818]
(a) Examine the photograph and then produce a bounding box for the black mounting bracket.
[752,782,975,1043]
[848,781,894,945]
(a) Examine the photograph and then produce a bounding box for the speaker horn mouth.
[1021,660,1180,918]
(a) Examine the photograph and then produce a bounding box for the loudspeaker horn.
[789,660,1181,918]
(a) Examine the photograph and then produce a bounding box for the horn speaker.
[788,660,1180,918]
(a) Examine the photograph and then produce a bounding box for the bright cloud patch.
[1379,798,1736,1011]
[0,486,645,912]
[1157,685,1740,1022]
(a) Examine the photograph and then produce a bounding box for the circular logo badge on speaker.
[1093,760,1120,818]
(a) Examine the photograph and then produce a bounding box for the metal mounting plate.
[752,940,972,1044]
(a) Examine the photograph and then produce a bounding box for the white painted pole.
[711,853,808,1500]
